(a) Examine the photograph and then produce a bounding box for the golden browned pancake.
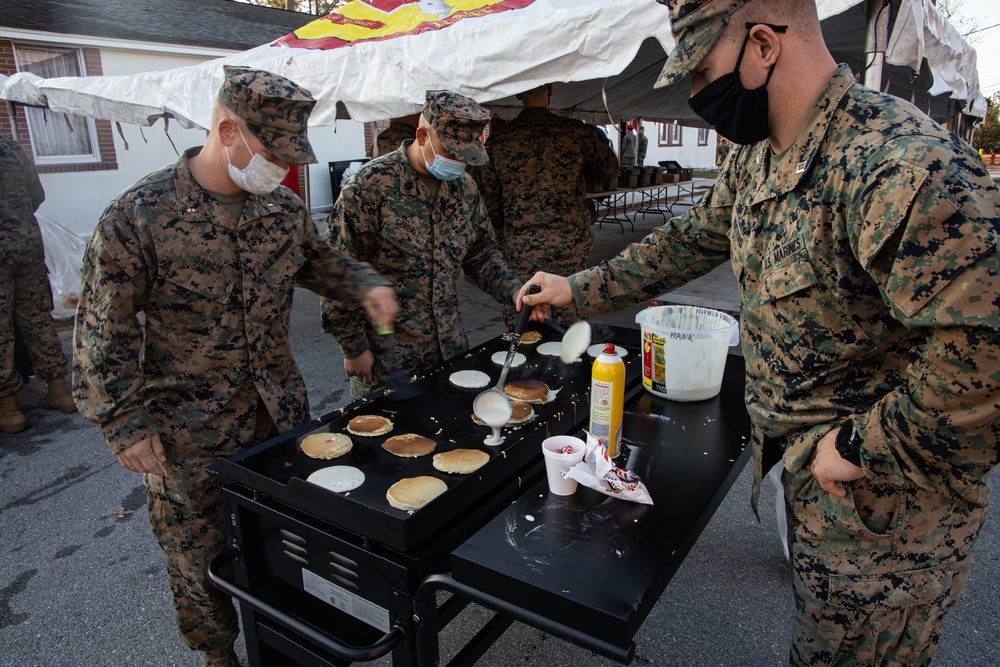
[504,380,551,404]
[501,330,542,344]
[381,433,436,458]
[386,476,447,511]
[471,400,534,426]
[346,414,394,437]
[432,449,490,474]
[300,432,353,460]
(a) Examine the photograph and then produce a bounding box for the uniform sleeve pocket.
[859,164,996,317]
[828,562,954,610]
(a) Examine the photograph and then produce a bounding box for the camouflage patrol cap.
[654,0,753,89]
[219,66,317,164]
[422,90,490,166]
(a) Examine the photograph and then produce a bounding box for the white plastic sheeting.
[0,0,986,130]
[886,0,987,118]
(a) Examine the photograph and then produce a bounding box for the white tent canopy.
[0,0,986,132]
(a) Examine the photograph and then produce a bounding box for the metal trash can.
[328,158,369,205]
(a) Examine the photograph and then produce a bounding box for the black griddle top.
[214,324,643,552]
[450,356,751,650]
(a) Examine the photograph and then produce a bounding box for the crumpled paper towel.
[565,431,653,505]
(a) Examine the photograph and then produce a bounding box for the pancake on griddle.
[501,330,542,344]
[386,476,447,511]
[346,414,393,437]
[433,449,490,474]
[300,432,353,459]
[382,433,436,458]
[504,380,551,404]
[472,400,534,426]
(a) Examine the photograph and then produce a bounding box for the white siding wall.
[33,48,365,237]
[641,121,717,171]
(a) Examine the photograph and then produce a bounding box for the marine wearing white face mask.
[225,127,290,195]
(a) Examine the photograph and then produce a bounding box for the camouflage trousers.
[145,403,277,651]
[784,465,987,666]
[0,258,68,396]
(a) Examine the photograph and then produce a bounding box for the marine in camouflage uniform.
[521,1,1000,664]
[322,91,521,400]
[474,84,619,328]
[73,67,393,667]
[0,133,76,433]
[619,128,638,167]
[375,114,419,157]
[636,125,648,166]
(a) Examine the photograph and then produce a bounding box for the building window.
[698,128,709,146]
[659,122,682,147]
[14,44,100,165]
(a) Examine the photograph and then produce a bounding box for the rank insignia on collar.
[795,160,808,174]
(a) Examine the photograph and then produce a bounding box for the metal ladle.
[473,286,539,445]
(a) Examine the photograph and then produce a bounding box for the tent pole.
[6,101,18,143]
[863,0,891,91]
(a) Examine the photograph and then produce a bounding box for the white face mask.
[225,128,289,195]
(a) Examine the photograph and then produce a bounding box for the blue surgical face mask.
[423,135,466,181]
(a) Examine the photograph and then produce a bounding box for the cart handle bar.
[417,572,636,664]
[209,545,406,662]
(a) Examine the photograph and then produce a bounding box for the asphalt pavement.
[1,210,998,667]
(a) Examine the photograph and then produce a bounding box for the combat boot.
[0,394,28,433]
[201,646,240,667]
[37,377,78,414]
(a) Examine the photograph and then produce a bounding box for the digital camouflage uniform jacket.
[620,131,638,168]
[569,66,1000,507]
[475,107,619,279]
[0,134,45,264]
[74,148,389,455]
[376,120,417,157]
[322,143,520,376]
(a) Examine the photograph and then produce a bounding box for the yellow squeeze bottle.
[590,343,625,457]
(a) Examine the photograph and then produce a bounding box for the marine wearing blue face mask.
[421,131,467,181]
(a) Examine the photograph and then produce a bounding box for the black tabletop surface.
[450,356,751,650]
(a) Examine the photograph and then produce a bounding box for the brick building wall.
[0,39,118,173]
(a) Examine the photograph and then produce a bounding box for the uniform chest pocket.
[163,259,233,301]
[260,240,307,290]
[756,250,875,375]
[377,221,431,299]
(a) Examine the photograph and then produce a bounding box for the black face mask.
[689,23,787,145]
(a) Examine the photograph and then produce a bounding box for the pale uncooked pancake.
[502,330,542,344]
[386,476,448,511]
[504,380,551,404]
[300,432,353,460]
[537,342,562,356]
[560,321,592,364]
[307,466,365,492]
[382,433,436,458]
[587,343,629,359]
[491,351,526,367]
[346,414,394,437]
[449,370,491,389]
[433,449,490,474]
[472,400,534,426]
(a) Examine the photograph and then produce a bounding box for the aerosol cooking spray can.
[590,343,625,457]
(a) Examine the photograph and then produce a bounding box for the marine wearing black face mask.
[689,22,787,144]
